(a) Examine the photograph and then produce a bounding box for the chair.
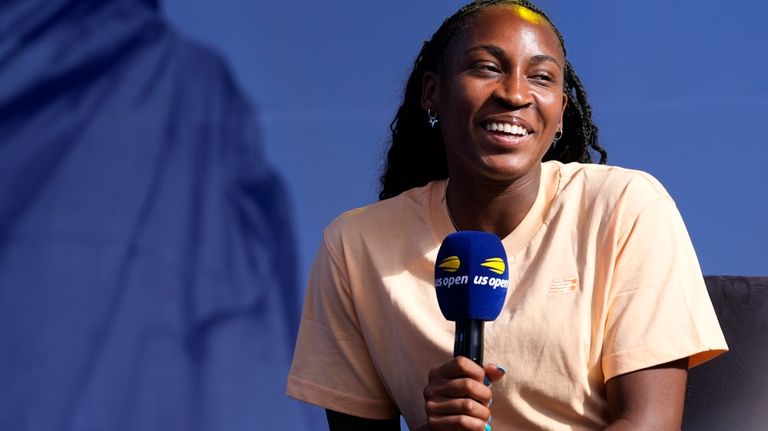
[683,276,768,430]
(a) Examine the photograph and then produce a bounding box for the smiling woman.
[422,5,573,235]
[286,1,728,430]
[379,1,605,203]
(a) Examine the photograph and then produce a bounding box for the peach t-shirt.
[287,161,727,430]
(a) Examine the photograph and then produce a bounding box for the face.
[422,6,567,184]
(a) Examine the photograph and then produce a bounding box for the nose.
[494,71,532,108]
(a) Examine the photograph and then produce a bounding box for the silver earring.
[553,128,563,147]
[427,109,439,128]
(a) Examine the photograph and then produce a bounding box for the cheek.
[439,77,486,117]
[538,91,565,122]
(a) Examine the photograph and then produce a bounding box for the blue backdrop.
[1,1,765,430]
[164,0,767,282]
[163,2,767,425]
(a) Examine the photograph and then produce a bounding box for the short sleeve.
[286,232,398,419]
[602,196,728,382]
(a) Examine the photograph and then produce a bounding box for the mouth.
[484,121,530,137]
[480,119,534,144]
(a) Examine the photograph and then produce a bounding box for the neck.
[446,165,541,238]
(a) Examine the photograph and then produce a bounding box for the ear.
[421,71,438,110]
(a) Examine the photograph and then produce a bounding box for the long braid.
[379,0,607,200]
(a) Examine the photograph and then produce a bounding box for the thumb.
[483,364,507,386]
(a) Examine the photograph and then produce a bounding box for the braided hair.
[378,0,607,200]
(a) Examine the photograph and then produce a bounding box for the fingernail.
[489,397,493,407]
[485,423,491,431]
[497,364,507,375]
[483,375,491,386]
[489,415,493,423]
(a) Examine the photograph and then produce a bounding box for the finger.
[430,356,486,383]
[425,397,491,421]
[424,377,493,405]
[427,414,488,431]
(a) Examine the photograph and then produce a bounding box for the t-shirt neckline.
[429,162,561,257]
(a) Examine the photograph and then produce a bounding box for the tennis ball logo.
[481,257,505,275]
[436,256,467,288]
[438,256,460,273]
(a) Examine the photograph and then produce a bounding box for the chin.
[474,156,542,182]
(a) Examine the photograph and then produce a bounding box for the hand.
[422,356,506,430]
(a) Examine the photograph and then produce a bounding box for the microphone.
[434,231,509,365]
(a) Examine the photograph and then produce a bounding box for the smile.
[484,121,529,137]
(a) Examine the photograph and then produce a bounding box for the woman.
[287,1,727,430]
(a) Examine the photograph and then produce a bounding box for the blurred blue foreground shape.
[0,0,308,429]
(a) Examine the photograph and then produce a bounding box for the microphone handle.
[454,319,484,365]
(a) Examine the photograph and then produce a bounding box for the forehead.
[453,5,564,59]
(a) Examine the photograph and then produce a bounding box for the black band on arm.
[326,409,401,431]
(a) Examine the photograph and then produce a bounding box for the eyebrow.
[466,45,563,70]
[530,54,562,70]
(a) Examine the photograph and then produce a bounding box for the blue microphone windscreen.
[434,231,509,321]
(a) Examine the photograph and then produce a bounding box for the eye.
[528,71,559,87]
[469,62,501,75]
[530,73,553,82]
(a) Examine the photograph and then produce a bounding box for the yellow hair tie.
[510,4,544,24]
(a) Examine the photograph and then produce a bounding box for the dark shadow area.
[683,276,768,431]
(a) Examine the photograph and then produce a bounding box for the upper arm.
[287,240,397,418]
[605,358,688,430]
[326,409,401,431]
[603,195,726,381]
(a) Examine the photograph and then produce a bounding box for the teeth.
[485,122,528,136]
